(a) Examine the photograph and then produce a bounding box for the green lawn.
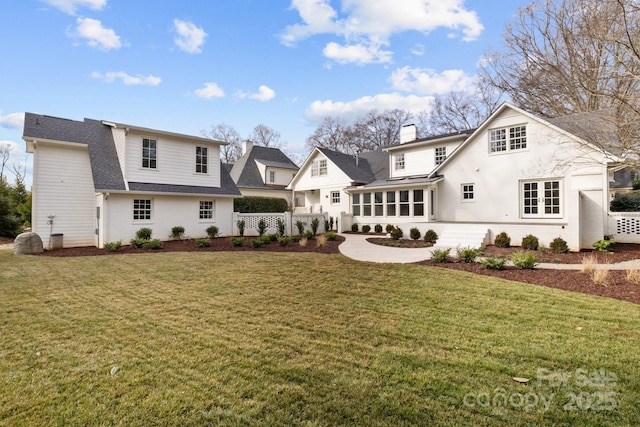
[1,250,639,426]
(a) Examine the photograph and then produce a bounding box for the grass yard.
[1,250,639,426]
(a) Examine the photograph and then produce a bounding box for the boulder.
[13,232,44,255]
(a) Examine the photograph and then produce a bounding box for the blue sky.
[0,0,531,185]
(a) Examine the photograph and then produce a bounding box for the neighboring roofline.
[102,189,241,198]
[345,176,444,192]
[23,137,88,152]
[106,121,228,146]
[384,130,474,152]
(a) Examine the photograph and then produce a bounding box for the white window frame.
[489,125,527,153]
[199,200,215,221]
[142,138,157,169]
[133,199,152,221]
[195,146,208,174]
[311,159,327,177]
[395,153,405,170]
[461,183,474,201]
[269,170,276,183]
[435,147,446,165]
[331,191,341,204]
[521,179,562,218]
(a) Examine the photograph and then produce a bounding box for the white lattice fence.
[609,213,640,243]
[292,213,328,233]
[235,213,285,236]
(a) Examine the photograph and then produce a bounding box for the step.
[434,228,489,249]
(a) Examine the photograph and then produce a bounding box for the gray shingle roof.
[230,145,298,189]
[23,113,127,191]
[317,147,388,184]
[22,112,241,196]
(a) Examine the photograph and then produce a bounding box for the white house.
[23,113,241,248]
[229,140,299,206]
[291,103,631,250]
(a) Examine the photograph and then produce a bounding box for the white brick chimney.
[242,139,253,155]
[400,124,417,144]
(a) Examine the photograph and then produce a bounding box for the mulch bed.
[20,236,640,305]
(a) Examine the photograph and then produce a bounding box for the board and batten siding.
[101,194,235,244]
[292,152,352,191]
[124,131,221,187]
[32,142,96,247]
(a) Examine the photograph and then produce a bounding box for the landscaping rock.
[13,232,44,255]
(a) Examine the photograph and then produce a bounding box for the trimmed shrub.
[550,237,569,254]
[267,233,278,242]
[230,237,244,247]
[351,223,359,232]
[362,224,371,233]
[324,219,330,234]
[374,224,383,233]
[325,232,337,241]
[170,226,185,240]
[257,218,267,236]
[431,248,451,263]
[105,241,122,252]
[135,227,152,240]
[511,251,538,269]
[593,238,613,252]
[234,196,288,213]
[205,225,219,238]
[457,246,481,263]
[130,238,147,248]
[144,239,163,250]
[521,234,539,250]
[250,238,264,248]
[311,217,320,235]
[277,236,291,246]
[409,227,421,240]
[196,238,210,248]
[481,256,506,270]
[494,231,511,248]
[385,224,395,234]
[424,229,438,244]
[390,226,403,240]
[610,192,640,212]
[304,230,314,239]
[237,220,246,237]
[296,220,306,235]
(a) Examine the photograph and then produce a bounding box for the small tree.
[257,218,267,236]
[310,217,319,235]
[295,220,306,235]
[237,219,246,237]
[276,218,286,236]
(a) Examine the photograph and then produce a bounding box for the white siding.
[32,142,96,248]
[390,141,461,178]
[111,128,127,180]
[124,131,221,187]
[102,194,235,244]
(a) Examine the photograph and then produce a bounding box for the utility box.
[50,233,64,250]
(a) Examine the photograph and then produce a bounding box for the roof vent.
[400,124,417,144]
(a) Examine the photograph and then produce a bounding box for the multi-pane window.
[331,191,341,204]
[363,193,372,216]
[142,138,157,169]
[269,171,276,183]
[435,147,446,165]
[395,153,405,170]
[509,125,527,150]
[386,191,396,216]
[133,199,152,220]
[195,146,208,174]
[462,184,474,200]
[489,129,506,153]
[374,192,384,216]
[490,125,527,153]
[352,193,361,216]
[399,190,410,216]
[413,190,424,216]
[199,200,214,219]
[311,159,327,176]
[522,180,561,217]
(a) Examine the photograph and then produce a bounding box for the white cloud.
[0,112,25,130]
[92,71,161,86]
[281,0,484,64]
[71,17,121,50]
[194,82,225,99]
[40,0,106,15]
[173,19,207,53]
[306,93,434,123]
[0,141,21,155]
[237,85,276,102]
[390,67,475,95]
[323,40,392,65]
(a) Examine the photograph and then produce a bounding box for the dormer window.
[195,146,208,174]
[269,171,276,183]
[142,138,157,169]
[435,147,446,165]
[395,153,405,170]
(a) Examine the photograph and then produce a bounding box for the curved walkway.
[337,233,640,269]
